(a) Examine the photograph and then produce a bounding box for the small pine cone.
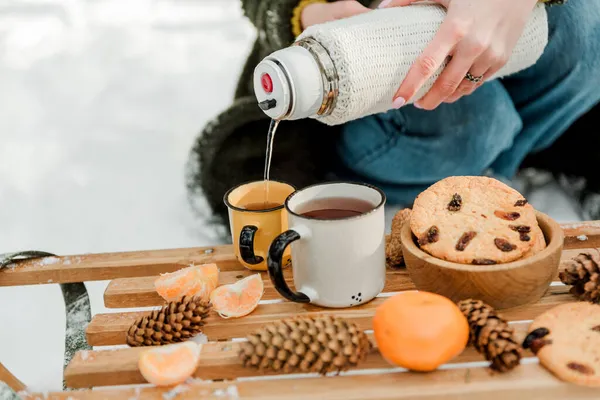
[559,252,600,304]
[458,299,522,372]
[126,296,211,347]
[239,316,372,375]
[386,208,411,269]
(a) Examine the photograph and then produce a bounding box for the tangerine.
[154,263,219,302]
[210,274,263,318]
[373,291,469,372]
[138,341,201,386]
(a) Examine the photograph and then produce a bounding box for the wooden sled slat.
[29,363,600,400]
[0,246,239,287]
[562,221,600,249]
[103,248,599,309]
[67,323,534,388]
[0,221,597,288]
[87,285,572,346]
[0,362,25,392]
[103,269,413,308]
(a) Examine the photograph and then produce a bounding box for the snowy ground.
[0,0,582,392]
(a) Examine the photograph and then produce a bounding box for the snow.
[212,385,239,398]
[127,387,142,400]
[0,0,254,391]
[0,0,583,393]
[161,383,189,400]
[0,382,19,400]
[190,333,209,345]
[226,385,240,398]
[79,351,91,361]
[38,257,60,266]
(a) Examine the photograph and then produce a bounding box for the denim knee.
[547,1,600,80]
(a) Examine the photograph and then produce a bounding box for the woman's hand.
[302,0,371,30]
[380,0,539,110]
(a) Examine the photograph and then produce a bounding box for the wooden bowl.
[401,211,564,309]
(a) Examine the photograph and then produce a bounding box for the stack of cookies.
[402,176,546,265]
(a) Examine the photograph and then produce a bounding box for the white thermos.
[253,3,549,126]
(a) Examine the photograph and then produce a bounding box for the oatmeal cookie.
[521,224,546,259]
[410,176,538,264]
[523,302,600,387]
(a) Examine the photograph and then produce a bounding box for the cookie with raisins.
[524,302,600,387]
[410,176,538,264]
[520,224,546,259]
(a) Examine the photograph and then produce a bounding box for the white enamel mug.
[267,182,386,308]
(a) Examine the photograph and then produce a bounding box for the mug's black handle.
[267,230,310,303]
[239,225,264,265]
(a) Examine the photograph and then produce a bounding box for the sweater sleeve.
[240,0,303,51]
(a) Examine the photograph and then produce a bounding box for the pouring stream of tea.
[263,119,279,205]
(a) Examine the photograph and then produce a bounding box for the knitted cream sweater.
[298,3,549,125]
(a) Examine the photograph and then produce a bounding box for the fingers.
[444,44,508,104]
[332,0,371,19]
[392,19,465,107]
[481,47,510,81]
[303,1,370,28]
[415,43,482,110]
[444,61,488,103]
[379,0,450,8]
[444,78,484,104]
[378,0,415,8]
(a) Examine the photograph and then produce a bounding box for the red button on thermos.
[261,73,273,94]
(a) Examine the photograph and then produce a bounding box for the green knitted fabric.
[242,0,299,51]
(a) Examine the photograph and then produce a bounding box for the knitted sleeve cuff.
[291,0,328,38]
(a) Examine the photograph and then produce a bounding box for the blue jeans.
[337,1,600,206]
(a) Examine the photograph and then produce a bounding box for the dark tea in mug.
[297,197,374,220]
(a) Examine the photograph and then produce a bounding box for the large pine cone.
[559,252,600,304]
[126,296,211,347]
[458,299,522,372]
[239,316,372,375]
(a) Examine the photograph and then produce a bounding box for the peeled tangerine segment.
[154,263,219,302]
[138,342,201,387]
[210,274,264,318]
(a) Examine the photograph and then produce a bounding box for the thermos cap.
[253,45,324,120]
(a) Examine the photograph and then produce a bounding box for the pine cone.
[126,296,211,347]
[458,299,522,372]
[386,208,411,269]
[239,316,372,375]
[559,252,600,304]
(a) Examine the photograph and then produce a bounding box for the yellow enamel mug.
[224,181,295,271]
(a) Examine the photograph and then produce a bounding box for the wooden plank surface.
[562,221,600,249]
[0,362,25,392]
[103,248,595,309]
[87,285,573,346]
[103,269,414,308]
[0,221,597,288]
[68,323,534,388]
[29,363,600,400]
[0,245,240,287]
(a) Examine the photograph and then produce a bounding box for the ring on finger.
[465,72,484,84]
